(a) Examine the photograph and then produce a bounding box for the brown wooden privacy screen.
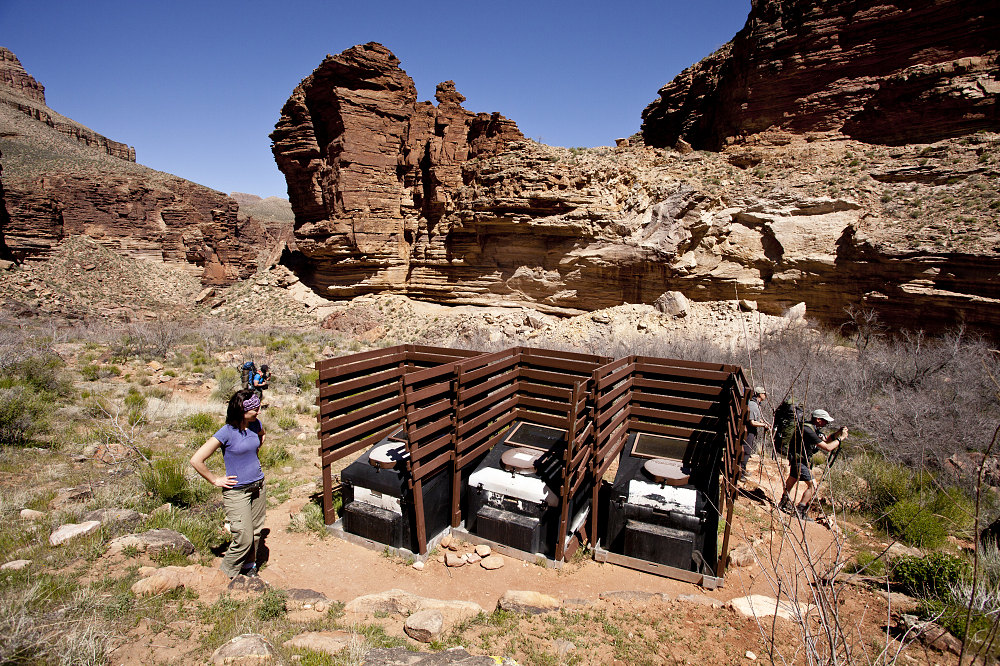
[315,345,479,527]
[317,345,749,567]
[590,355,750,576]
[451,347,610,560]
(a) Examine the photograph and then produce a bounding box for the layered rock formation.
[0,47,135,161]
[274,42,1000,333]
[270,42,523,295]
[0,46,270,285]
[641,0,999,149]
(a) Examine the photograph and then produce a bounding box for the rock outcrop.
[1,47,135,161]
[0,46,273,284]
[640,0,1000,149]
[274,42,1000,333]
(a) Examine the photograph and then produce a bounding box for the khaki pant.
[221,480,266,577]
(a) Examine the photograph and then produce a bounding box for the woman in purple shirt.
[190,389,267,578]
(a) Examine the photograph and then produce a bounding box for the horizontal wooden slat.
[596,377,633,410]
[319,366,402,399]
[316,345,405,373]
[632,376,724,397]
[457,422,512,468]
[634,362,729,383]
[408,413,453,443]
[407,432,452,465]
[456,372,518,415]
[629,422,702,439]
[457,397,517,438]
[406,397,452,425]
[318,352,406,382]
[320,395,402,433]
[405,381,453,405]
[522,347,607,365]
[632,392,718,413]
[320,382,398,418]
[520,367,584,387]
[457,352,519,383]
[631,406,717,427]
[596,404,630,441]
[634,355,736,373]
[456,414,511,455]
[518,394,571,416]
[514,409,570,430]
[320,409,401,447]
[517,381,574,402]
[403,361,458,385]
[411,449,453,479]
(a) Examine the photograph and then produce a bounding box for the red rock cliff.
[641,0,1000,149]
[270,42,523,294]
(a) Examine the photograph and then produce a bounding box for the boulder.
[599,590,669,604]
[480,555,505,570]
[345,589,483,630]
[497,590,561,615]
[445,551,466,567]
[107,528,195,556]
[676,593,723,608]
[1,559,31,571]
[784,302,807,322]
[210,633,276,664]
[132,565,229,598]
[49,520,101,546]
[728,595,813,622]
[82,508,143,527]
[282,630,355,656]
[654,291,688,317]
[404,609,444,643]
[19,509,45,521]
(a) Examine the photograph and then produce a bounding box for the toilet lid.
[500,447,542,474]
[643,458,689,486]
[369,442,410,469]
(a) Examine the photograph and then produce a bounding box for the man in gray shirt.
[740,386,769,482]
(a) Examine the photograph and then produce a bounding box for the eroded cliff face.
[0,46,269,285]
[273,43,1000,333]
[640,0,999,149]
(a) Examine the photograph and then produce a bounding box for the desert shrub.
[0,385,51,446]
[183,412,219,434]
[883,499,948,549]
[138,457,211,507]
[288,502,329,539]
[212,367,239,401]
[143,504,227,554]
[260,442,292,469]
[79,363,100,381]
[891,552,970,598]
[295,369,319,392]
[845,550,887,577]
[276,413,298,430]
[254,588,287,620]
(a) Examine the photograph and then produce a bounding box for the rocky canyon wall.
[640,0,999,149]
[274,41,1000,333]
[0,46,268,284]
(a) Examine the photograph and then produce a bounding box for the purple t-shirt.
[213,420,264,488]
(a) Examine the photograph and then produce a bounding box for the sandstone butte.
[0,47,278,286]
[270,0,1000,332]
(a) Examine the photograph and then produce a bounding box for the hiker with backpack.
[252,364,270,401]
[739,386,770,482]
[778,408,848,521]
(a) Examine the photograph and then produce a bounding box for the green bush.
[80,364,100,381]
[920,598,992,641]
[123,388,147,411]
[0,385,50,446]
[183,412,218,434]
[138,457,211,508]
[891,553,970,598]
[260,442,292,469]
[846,550,886,577]
[883,499,947,549]
[212,367,239,402]
[254,588,287,620]
[296,369,318,392]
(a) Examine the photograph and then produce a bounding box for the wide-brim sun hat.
[811,409,834,423]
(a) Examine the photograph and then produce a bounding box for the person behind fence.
[190,389,267,578]
[779,408,847,521]
[739,386,769,482]
[252,364,271,401]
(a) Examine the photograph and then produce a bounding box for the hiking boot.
[239,565,259,578]
[795,505,814,522]
[777,497,793,514]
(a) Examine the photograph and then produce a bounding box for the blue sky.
[1,0,750,198]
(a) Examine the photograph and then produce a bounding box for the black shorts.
[788,460,813,482]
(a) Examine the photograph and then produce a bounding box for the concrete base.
[450,524,565,569]
[326,519,447,563]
